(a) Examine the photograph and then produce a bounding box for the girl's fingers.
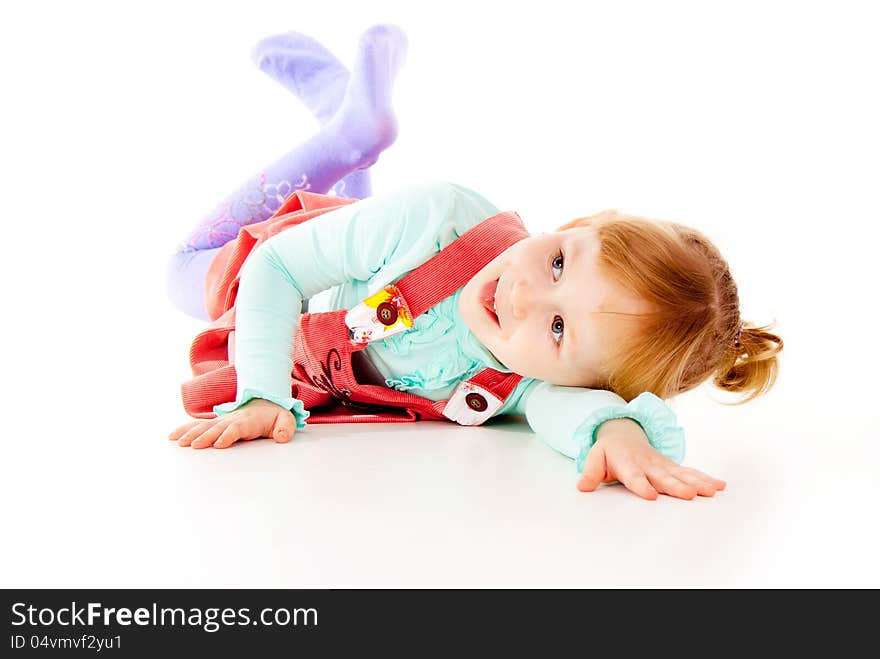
[188,421,233,449]
[673,468,725,497]
[677,467,727,491]
[212,422,250,449]
[672,472,717,497]
[646,469,698,500]
[625,474,660,500]
[616,467,659,501]
[172,409,296,450]
[169,420,201,440]
[271,413,297,444]
[177,421,220,447]
[577,444,607,492]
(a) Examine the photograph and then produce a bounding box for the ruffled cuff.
[213,388,310,430]
[574,392,686,472]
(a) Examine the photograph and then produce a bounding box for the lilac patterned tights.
[166,25,407,320]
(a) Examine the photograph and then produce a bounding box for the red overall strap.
[395,211,527,318]
[395,211,528,420]
[464,368,523,399]
[301,211,529,425]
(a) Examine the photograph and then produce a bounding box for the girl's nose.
[510,278,537,320]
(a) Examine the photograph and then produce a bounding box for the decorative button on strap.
[443,381,502,426]
[376,302,398,326]
[345,285,414,345]
[465,392,487,412]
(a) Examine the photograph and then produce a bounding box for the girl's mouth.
[479,278,500,327]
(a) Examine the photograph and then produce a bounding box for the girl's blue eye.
[551,316,564,344]
[551,253,564,280]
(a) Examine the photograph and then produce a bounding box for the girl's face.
[459,226,652,387]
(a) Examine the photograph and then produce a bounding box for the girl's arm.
[221,181,499,417]
[523,382,686,465]
[520,382,725,499]
[578,417,725,499]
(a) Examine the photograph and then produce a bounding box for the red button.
[465,393,487,412]
[376,302,398,326]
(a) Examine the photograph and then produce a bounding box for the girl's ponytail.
[713,322,784,405]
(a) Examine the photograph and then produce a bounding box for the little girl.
[167,25,782,501]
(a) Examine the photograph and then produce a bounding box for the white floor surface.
[2,307,878,589]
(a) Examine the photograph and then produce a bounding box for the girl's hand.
[168,398,298,449]
[576,418,726,500]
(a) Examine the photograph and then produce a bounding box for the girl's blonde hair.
[556,210,783,404]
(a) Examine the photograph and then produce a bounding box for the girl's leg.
[252,31,373,200]
[166,25,407,320]
[183,25,406,252]
[166,249,221,321]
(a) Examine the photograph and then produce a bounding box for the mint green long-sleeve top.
[214,181,685,470]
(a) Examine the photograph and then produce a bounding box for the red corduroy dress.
[181,191,529,425]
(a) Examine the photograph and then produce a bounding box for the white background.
[0,0,877,587]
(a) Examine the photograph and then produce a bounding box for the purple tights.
[166,26,407,320]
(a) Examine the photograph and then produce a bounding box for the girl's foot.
[326,24,408,169]
[251,31,349,125]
